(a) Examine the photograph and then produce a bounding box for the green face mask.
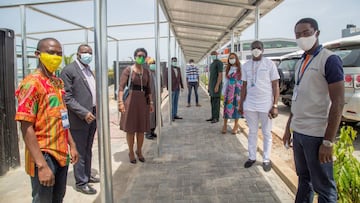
[172,62,178,67]
[211,55,217,60]
[149,64,156,71]
[135,56,145,65]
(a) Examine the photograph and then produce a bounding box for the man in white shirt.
[239,40,280,172]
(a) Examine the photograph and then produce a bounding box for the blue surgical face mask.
[172,62,178,67]
[211,55,217,60]
[80,53,92,64]
[149,64,156,71]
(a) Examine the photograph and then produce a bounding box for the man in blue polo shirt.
[283,18,344,203]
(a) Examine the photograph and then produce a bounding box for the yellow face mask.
[39,52,62,73]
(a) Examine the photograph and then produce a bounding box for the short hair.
[133,48,148,58]
[210,51,218,55]
[189,59,194,63]
[36,37,60,51]
[77,44,92,52]
[251,40,264,50]
[295,18,319,31]
[171,57,177,61]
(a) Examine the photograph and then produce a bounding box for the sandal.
[221,126,227,134]
[129,153,137,164]
[135,150,145,162]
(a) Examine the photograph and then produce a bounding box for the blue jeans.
[31,153,69,203]
[187,82,199,104]
[172,89,180,119]
[293,131,337,203]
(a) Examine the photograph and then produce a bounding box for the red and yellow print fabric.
[15,69,69,177]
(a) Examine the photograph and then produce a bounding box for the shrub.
[333,126,360,203]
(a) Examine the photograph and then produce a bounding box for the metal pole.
[167,23,172,125]
[231,29,235,53]
[85,29,88,44]
[115,41,119,100]
[255,6,259,40]
[154,0,161,157]
[94,0,113,202]
[20,5,27,79]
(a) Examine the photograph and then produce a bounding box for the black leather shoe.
[206,118,213,122]
[211,118,219,123]
[89,176,100,183]
[151,132,157,138]
[263,161,272,172]
[244,159,256,168]
[76,184,97,195]
[174,116,183,119]
[145,133,154,140]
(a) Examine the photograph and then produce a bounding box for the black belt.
[130,85,148,92]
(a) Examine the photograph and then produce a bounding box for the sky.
[0,0,359,69]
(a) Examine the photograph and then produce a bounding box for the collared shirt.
[76,59,96,106]
[15,69,69,177]
[241,57,280,113]
[186,65,199,82]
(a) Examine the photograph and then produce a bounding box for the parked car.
[277,51,303,107]
[277,35,360,124]
[324,35,360,123]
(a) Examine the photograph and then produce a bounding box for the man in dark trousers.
[60,44,99,195]
[206,51,223,123]
[166,57,184,121]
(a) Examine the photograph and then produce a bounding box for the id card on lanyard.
[292,46,323,101]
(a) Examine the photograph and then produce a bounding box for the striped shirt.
[15,69,69,177]
[186,65,199,82]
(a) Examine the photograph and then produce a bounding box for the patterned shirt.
[15,69,69,177]
[186,65,199,82]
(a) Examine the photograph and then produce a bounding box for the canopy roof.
[160,0,283,61]
[0,0,283,62]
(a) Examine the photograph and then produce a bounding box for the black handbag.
[123,67,133,101]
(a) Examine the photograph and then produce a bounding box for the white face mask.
[296,31,318,51]
[229,58,236,65]
[190,63,194,66]
[251,48,262,58]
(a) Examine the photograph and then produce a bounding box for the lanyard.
[251,60,261,86]
[296,47,323,85]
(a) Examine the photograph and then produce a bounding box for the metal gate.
[0,28,20,175]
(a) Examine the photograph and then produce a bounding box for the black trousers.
[71,108,97,186]
[210,96,220,120]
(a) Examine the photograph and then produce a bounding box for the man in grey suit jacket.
[60,44,98,195]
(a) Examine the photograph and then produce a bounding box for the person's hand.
[70,146,79,164]
[282,130,292,149]
[118,103,125,113]
[38,165,55,187]
[214,86,219,93]
[319,144,333,164]
[85,112,96,124]
[150,104,154,113]
[268,107,278,119]
[238,103,243,115]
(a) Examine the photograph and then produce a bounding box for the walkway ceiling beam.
[186,0,256,10]
[172,21,228,32]
[168,8,236,19]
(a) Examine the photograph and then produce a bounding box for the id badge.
[61,109,70,129]
[292,85,298,101]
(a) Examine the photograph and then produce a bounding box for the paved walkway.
[0,86,294,203]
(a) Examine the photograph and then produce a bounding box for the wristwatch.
[322,140,334,147]
[272,104,278,108]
